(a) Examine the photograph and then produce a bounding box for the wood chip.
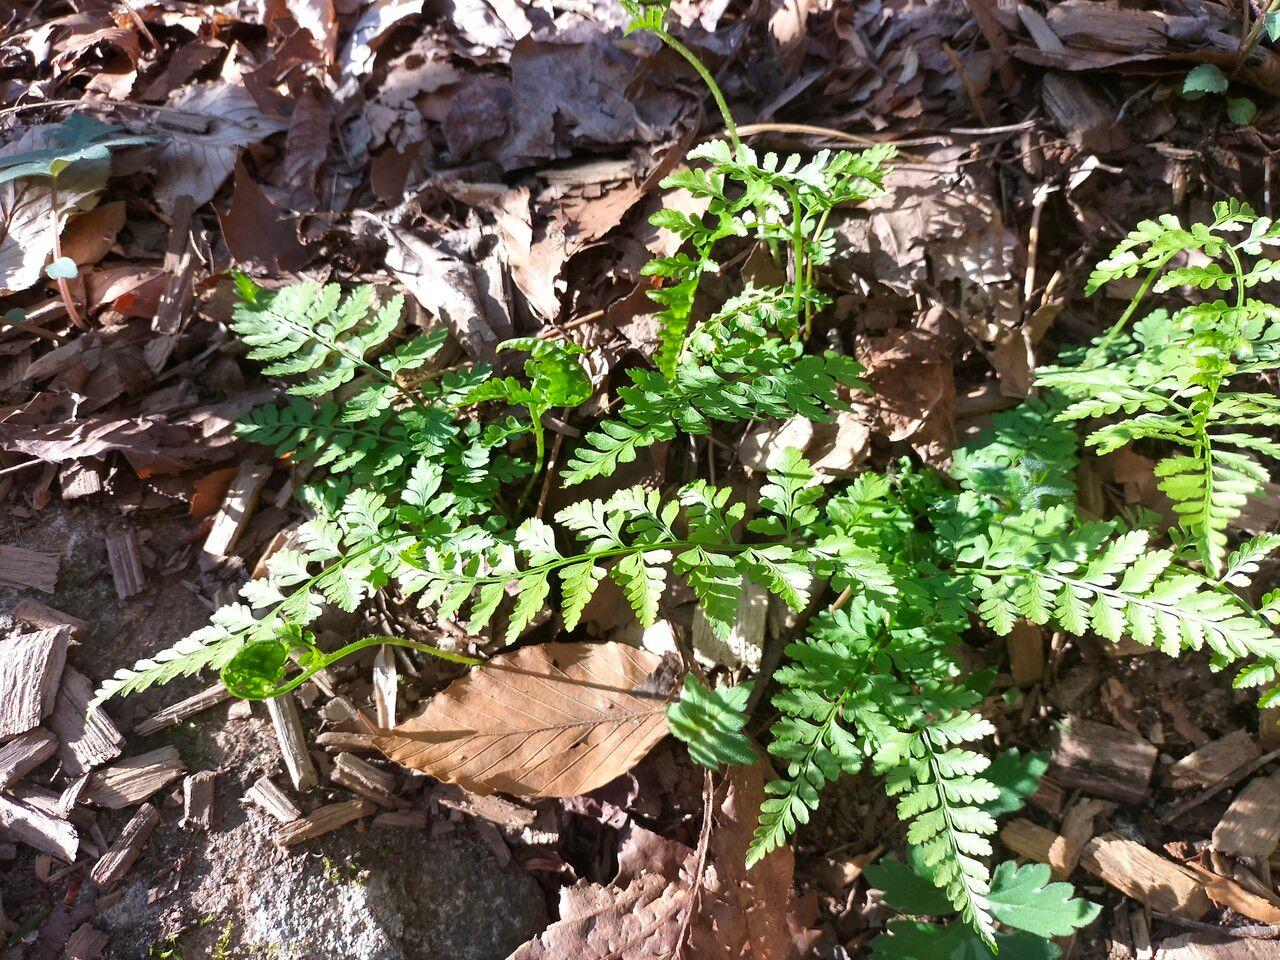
[1156,934,1280,959]
[691,577,768,671]
[0,626,70,740]
[90,802,159,889]
[373,645,396,729]
[133,684,231,736]
[999,818,1080,880]
[0,792,77,860]
[1006,620,1044,687]
[277,798,373,847]
[1051,718,1157,804]
[266,694,317,792]
[374,810,427,829]
[330,752,396,807]
[200,460,272,566]
[1171,730,1261,791]
[1079,832,1211,919]
[1183,861,1280,925]
[0,728,57,789]
[315,731,380,753]
[244,776,301,823]
[12,599,87,637]
[0,544,59,593]
[104,531,146,600]
[181,771,216,830]
[64,923,109,960]
[83,746,185,809]
[49,667,123,776]
[430,782,538,833]
[1213,770,1280,858]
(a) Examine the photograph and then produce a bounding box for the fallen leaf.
[376,641,671,798]
[60,200,124,265]
[339,0,422,81]
[280,87,331,208]
[217,160,309,272]
[509,759,816,959]
[0,124,108,294]
[149,82,289,212]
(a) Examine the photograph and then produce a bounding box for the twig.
[673,771,717,958]
[941,43,990,126]
[46,179,84,329]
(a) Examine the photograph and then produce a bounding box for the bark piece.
[64,923,109,960]
[430,782,538,832]
[373,645,397,729]
[277,798,373,846]
[1006,620,1044,688]
[374,810,427,829]
[1079,832,1211,919]
[0,545,59,592]
[200,460,272,566]
[12,599,87,637]
[181,771,216,830]
[330,752,396,807]
[0,728,57,789]
[49,667,123,776]
[266,694,318,792]
[1041,74,1126,153]
[1156,934,1280,959]
[1213,770,1280,857]
[999,818,1080,880]
[1051,719,1156,803]
[104,531,146,600]
[90,802,159,889]
[0,792,77,860]
[133,684,231,736]
[83,746,185,808]
[1171,730,1262,790]
[244,776,301,823]
[315,731,379,753]
[691,578,768,672]
[0,626,70,740]
[1183,861,1280,925]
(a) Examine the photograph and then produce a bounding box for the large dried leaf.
[376,642,670,798]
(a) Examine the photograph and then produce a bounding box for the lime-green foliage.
[0,114,150,185]
[749,396,1280,947]
[92,281,573,705]
[666,675,757,768]
[1039,201,1280,576]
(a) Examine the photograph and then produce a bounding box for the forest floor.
[3,0,1280,958]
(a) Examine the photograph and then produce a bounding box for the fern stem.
[655,30,739,152]
[247,635,482,701]
[1088,253,1177,363]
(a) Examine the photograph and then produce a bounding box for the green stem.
[251,636,483,701]
[656,30,739,152]
[1087,253,1176,364]
[801,206,833,340]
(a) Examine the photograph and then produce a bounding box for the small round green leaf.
[220,641,290,699]
[45,256,78,280]
[1228,97,1258,125]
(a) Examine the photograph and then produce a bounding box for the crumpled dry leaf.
[509,760,815,959]
[339,0,422,80]
[149,82,289,212]
[0,394,268,474]
[374,221,511,362]
[499,23,683,169]
[376,642,672,798]
[0,124,107,294]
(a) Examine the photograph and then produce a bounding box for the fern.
[666,675,758,768]
[1040,201,1280,574]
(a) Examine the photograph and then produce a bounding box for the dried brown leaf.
[376,642,671,798]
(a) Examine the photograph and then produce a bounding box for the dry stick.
[941,43,991,126]
[673,770,717,958]
[535,430,565,520]
[1163,746,1280,823]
